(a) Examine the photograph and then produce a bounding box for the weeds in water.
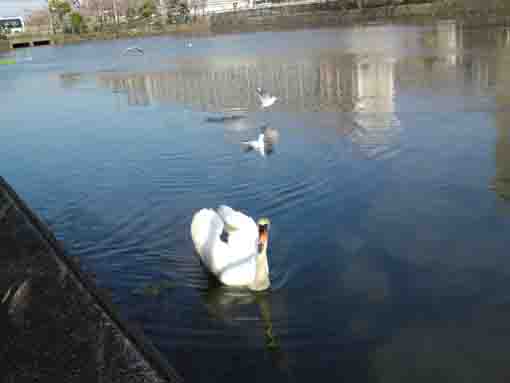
[131,279,176,297]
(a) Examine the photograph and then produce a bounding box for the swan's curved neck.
[251,249,270,291]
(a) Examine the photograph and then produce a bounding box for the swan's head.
[257,218,271,253]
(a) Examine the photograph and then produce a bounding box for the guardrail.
[7,33,53,49]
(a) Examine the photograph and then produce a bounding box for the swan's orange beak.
[257,218,270,253]
[259,227,268,244]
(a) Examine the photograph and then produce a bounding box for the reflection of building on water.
[435,20,463,66]
[97,56,356,112]
[350,56,398,158]
[97,53,399,155]
[492,52,510,201]
[96,55,395,114]
[493,114,510,200]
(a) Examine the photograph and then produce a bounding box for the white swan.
[190,205,271,291]
[256,87,278,109]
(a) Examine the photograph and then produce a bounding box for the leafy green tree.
[49,0,72,25]
[139,0,158,18]
[70,12,83,33]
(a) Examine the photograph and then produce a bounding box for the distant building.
[182,0,254,15]
[0,16,25,34]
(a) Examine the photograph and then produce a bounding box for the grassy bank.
[51,20,211,45]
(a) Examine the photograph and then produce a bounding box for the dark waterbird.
[205,115,247,123]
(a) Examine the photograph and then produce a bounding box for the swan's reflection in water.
[200,279,292,378]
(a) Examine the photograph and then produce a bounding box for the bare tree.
[25,9,51,32]
[189,0,199,15]
[87,0,105,27]
[200,0,207,15]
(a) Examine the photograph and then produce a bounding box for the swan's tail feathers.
[191,209,223,257]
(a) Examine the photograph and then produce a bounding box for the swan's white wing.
[191,206,259,287]
[219,253,257,287]
[191,208,224,257]
[191,208,238,274]
[216,206,258,258]
[217,205,251,230]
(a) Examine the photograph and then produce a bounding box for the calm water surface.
[2,22,510,381]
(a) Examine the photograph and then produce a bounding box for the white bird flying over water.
[190,205,271,291]
[256,87,278,109]
[241,125,279,157]
[122,46,144,56]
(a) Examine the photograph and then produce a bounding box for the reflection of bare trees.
[492,44,510,201]
[436,20,463,66]
[350,57,398,157]
[96,52,399,156]
[493,119,510,200]
[97,54,395,114]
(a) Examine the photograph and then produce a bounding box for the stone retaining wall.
[0,176,183,383]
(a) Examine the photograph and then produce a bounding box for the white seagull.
[241,125,279,157]
[122,46,144,56]
[256,87,278,109]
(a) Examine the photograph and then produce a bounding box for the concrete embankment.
[210,0,510,33]
[0,176,183,383]
[0,40,9,52]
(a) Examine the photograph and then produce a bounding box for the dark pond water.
[2,22,510,382]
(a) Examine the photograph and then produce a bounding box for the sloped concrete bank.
[0,176,183,383]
